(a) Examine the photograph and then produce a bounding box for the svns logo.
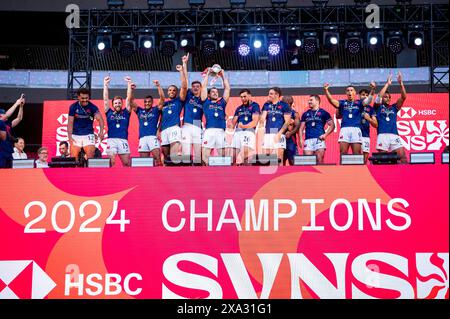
[0,260,56,299]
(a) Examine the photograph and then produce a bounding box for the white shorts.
[182,123,202,145]
[139,135,160,152]
[376,133,403,152]
[231,130,256,150]
[203,128,227,149]
[161,126,182,146]
[338,127,362,144]
[107,138,130,155]
[304,138,326,152]
[72,134,95,147]
[362,137,371,153]
[262,133,286,150]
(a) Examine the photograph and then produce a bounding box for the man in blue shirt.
[374,72,408,163]
[230,89,260,165]
[200,67,231,166]
[280,95,301,166]
[180,53,204,165]
[154,63,188,162]
[336,88,378,164]
[127,78,162,166]
[299,95,335,164]
[67,88,105,161]
[259,87,292,165]
[103,76,132,167]
[324,82,375,156]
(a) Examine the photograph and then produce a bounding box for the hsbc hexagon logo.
[398,107,417,119]
[57,114,69,125]
[0,260,56,299]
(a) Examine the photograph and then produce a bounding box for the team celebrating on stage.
[1,53,408,168]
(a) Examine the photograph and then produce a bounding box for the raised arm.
[177,64,188,102]
[376,74,392,105]
[220,70,231,103]
[4,95,23,120]
[323,83,340,108]
[396,71,407,109]
[179,53,189,102]
[200,70,210,102]
[124,76,135,112]
[103,76,111,113]
[362,81,376,106]
[153,80,165,110]
[11,96,25,128]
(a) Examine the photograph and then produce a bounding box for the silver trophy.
[209,64,222,85]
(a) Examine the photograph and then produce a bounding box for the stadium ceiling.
[67,2,449,98]
[0,0,448,11]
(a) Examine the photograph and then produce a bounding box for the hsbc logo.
[398,107,437,119]
[398,107,417,119]
[57,114,69,125]
[0,260,56,299]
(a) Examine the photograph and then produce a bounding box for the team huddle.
[65,54,408,167]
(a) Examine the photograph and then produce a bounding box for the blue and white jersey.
[262,101,291,134]
[234,102,260,133]
[106,108,131,139]
[68,101,100,135]
[360,105,375,138]
[203,98,227,130]
[301,108,332,140]
[161,97,183,131]
[183,89,204,127]
[376,103,399,135]
[135,106,160,138]
[338,99,364,128]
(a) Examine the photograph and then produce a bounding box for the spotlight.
[303,31,318,54]
[218,31,234,51]
[408,29,424,49]
[96,30,112,53]
[250,33,267,51]
[119,34,136,58]
[200,34,218,57]
[267,32,282,56]
[138,29,155,52]
[345,32,362,55]
[238,33,251,56]
[387,31,404,54]
[286,27,302,50]
[238,41,251,56]
[253,40,262,49]
[323,28,339,51]
[367,30,383,50]
[107,0,124,9]
[159,34,177,57]
[180,31,196,52]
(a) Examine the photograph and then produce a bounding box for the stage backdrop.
[0,165,448,299]
[42,93,449,163]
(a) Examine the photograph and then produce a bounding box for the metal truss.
[67,3,449,98]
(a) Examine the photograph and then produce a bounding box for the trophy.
[209,64,222,85]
